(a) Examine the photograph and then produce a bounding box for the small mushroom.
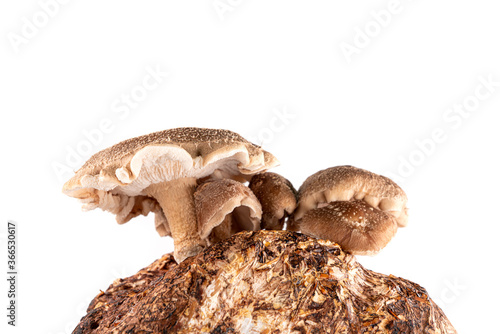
[194,179,262,245]
[63,127,278,263]
[288,165,408,255]
[290,200,397,255]
[293,165,408,227]
[248,172,297,230]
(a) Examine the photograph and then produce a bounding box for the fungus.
[62,127,278,263]
[290,200,397,255]
[194,179,262,245]
[288,165,408,255]
[293,165,408,226]
[248,172,297,230]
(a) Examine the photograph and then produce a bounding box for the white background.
[1,1,499,333]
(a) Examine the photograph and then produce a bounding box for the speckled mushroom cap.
[194,179,262,244]
[293,200,398,255]
[62,127,278,234]
[294,166,408,228]
[248,172,297,230]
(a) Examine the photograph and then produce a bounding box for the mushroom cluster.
[63,127,408,262]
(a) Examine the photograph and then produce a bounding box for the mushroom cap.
[62,127,278,229]
[194,179,262,243]
[248,172,297,230]
[294,166,408,227]
[294,200,398,255]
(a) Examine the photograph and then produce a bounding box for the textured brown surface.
[63,127,278,195]
[86,253,178,312]
[249,172,298,230]
[73,230,456,334]
[81,127,253,171]
[290,200,398,255]
[298,166,405,198]
[194,179,262,243]
[294,166,408,227]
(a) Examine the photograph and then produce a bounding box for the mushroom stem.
[146,177,205,263]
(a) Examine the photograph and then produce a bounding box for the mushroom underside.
[209,206,260,244]
[297,191,407,227]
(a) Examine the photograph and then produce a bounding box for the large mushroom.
[248,172,297,230]
[63,127,278,263]
[289,165,408,255]
[194,179,262,245]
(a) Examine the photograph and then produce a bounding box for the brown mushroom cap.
[294,166,408,228]
[63,127,278,263]
[248,172,297,230]
[292,200,398,255]
[194,179,262,244]
[63,127,278,200]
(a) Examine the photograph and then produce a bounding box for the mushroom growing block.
[62,127,279,263]
[72,230,457,333]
